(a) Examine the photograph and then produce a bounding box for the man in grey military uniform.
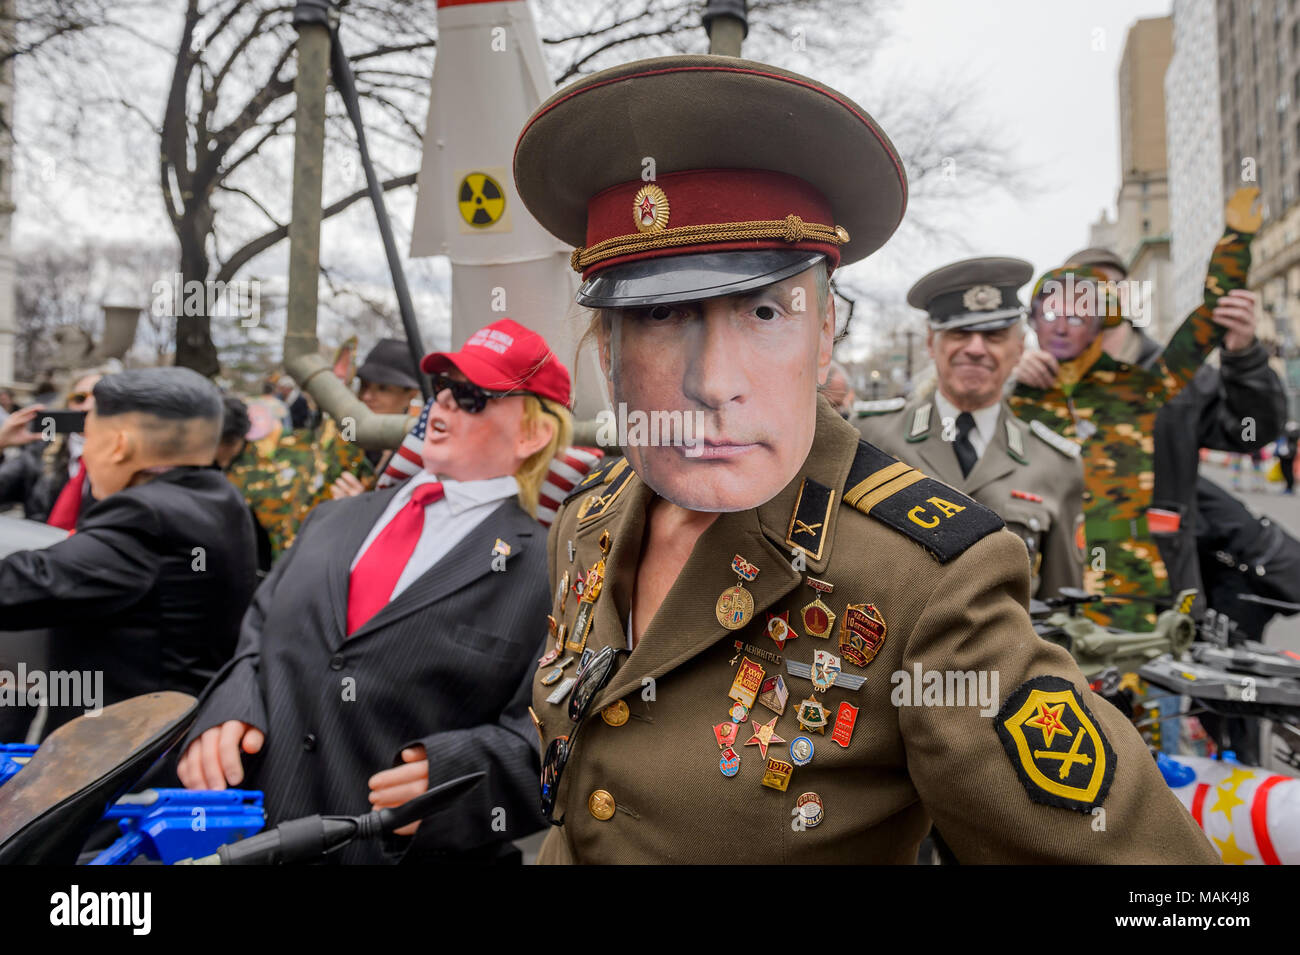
[855,257,1085,600]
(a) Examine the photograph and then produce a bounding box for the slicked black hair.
[220,394,250,444]
[93,367,223,422]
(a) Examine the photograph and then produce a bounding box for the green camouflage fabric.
[1010,188,1258,630]
[227,418,374,560]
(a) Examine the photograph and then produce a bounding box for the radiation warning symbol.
[995,675,1115,812]
[457,172,506,228]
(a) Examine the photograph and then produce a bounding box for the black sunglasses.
[431,372,515,413]
[540,644,621,825]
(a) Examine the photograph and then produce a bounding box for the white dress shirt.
[933,391,1000,462]
[351,471,519,600]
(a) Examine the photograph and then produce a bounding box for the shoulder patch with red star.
[995,675,1116,812]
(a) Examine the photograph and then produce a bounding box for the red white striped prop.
[1167,755,1300,865]
[536,447,604,528]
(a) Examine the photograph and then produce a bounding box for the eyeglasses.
[66,392,90,405]
[540,644,622,825]
[431,372,519,414]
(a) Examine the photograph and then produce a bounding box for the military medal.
[714,721,739,748]
[540,666,566,686]
[716,554,759,630]
[601,700,630,726]
[720,747,741,777]
[728,656,765,710]
[839,603,886,668]
[801,577,836,638]
[765,611,797,651]
[567,531,611,654]
[744,716,786,759]
[832,702,859,748]
[811,649,841,692]
[761,757,794,792]
[789,736,814,767]
[786,658,866,691]
[567,539,576,564]
[795,792,824,828]
[731,640,782,667]
[757,675,790,716]
[796,695,830,735]
[545,676,576,704]
[539,616,562,667]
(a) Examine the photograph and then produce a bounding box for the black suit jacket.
[0,466,258,733]
[182,482,550,864]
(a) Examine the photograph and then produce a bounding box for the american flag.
[375,398,603,528]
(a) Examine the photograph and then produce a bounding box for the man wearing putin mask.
[514,55,1216,864]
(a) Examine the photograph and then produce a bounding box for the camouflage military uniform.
[1010,193,1256,629]
[227,418,374,560]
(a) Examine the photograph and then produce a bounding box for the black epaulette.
[563,455,634,525]
[563,454,625,503]
[841,440,1004,563]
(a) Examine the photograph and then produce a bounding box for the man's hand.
[1213,288,1258,352]
[368,744,428,836]
[329,471,367,500]
[176,720,265,790]
[1013,348,1060,390]
[0,405,45,450]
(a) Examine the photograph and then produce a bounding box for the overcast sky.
[875,0,1174,282]
[10,0,1179,360]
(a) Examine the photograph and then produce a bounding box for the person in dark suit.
[0,367,258,735]
[177,319,573,863]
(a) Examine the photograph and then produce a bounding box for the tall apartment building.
[1166,0,1225,321]
[1088,16,1177,342]
[1216,0,1300,355]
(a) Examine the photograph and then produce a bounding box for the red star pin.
[744,716,786,760]
[639,195,655,222]
[765,611,797,650]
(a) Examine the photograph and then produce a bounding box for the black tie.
[954,412,977,478]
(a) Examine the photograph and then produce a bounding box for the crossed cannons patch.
[995,675,1116,812]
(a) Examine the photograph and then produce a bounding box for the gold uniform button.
[601,700,629,726]
[588,789,616,820]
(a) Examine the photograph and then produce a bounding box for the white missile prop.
[410,0,601,415]
[1163,753,1300,864]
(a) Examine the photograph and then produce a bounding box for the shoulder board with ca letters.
[841,440,1004,563]
[852,396,905,418]
[1029,420,1082,459]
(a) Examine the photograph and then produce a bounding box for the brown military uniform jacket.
[854,393,1085,601]
[531,400,1216,864]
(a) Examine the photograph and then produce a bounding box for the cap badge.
[632,183,670,233]
[962,284,1002,311]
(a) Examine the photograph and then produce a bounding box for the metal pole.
[284,0,332,364]
[703,0,748,56]
[329,26,431,400]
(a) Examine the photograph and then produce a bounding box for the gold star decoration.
[1211,832,1253,866]
[744,716,786,760]
[1210,768,1255,823]
[1025,701,1070,747]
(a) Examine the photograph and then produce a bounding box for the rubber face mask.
[598,264,830,513]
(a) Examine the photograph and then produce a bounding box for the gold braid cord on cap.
[570,215,851,272]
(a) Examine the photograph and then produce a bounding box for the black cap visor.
[576,250,826,309]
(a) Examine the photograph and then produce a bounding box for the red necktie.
[47,460,87,532]
[346,481,445,635]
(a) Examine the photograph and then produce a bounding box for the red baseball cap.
[420,318,572,408]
